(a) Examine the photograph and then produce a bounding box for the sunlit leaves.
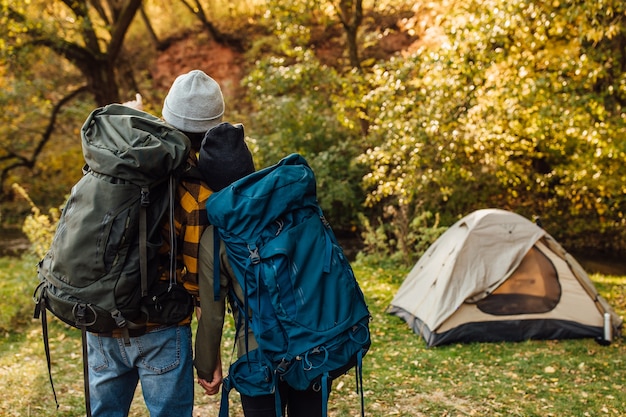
[359,0,626,254]
[243,16,365,227]
[11,183,59,258]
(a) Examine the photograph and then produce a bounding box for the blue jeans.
[86,325,194,417]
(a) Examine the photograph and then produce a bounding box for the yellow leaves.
[11,183,59,258]
[600,19,620,38]
[585,28,605,44]
[544,365,556,373]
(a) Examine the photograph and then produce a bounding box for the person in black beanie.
[194,121,255,398]
[195,123,329,416]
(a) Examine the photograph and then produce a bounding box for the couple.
[86,70,330,417]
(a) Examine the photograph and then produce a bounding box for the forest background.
[1,0,626,264]
[1,2,625,416]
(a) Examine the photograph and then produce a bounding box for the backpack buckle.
[111,309,127,327]
[276,358,291,374]
[72,303,97,327]
[274,219,284,236]
[248,245,260,264]
[140,187,150,206]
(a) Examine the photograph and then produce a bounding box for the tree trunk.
[336,0,363,71]
[92,65,121,106]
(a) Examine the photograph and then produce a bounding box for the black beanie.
[198,122,255,191]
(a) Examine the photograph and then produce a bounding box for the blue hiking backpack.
[205,153,371,417]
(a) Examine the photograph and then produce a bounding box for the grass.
[1,256,624,416]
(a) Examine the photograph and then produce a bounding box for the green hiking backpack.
[33,104,192,414]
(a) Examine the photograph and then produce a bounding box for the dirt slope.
[151,36,245,102]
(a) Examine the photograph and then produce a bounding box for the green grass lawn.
[1,256,624,416]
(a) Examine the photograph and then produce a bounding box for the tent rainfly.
[389,208,623,347]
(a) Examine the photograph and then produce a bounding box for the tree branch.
[0,85,90,190]
[60,0,101,52]
[28,38,100,71]
[88,0,112,26]
[108,0,142,61]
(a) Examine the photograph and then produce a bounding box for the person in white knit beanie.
[86,69,225,417]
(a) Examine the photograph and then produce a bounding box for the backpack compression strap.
[139,175,176,296]
[32,295,59,412]
[218,377,232,417]
[34,292,97,417]
[356,349,365,417]
[81,328,93,417]
[213,228,256,356]
[123,175,177,346]
[139,186,150,297]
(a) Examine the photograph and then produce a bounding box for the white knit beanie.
[162,70,225,133]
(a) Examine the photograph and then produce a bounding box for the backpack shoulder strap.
[181,164,205,182]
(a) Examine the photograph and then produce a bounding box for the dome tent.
[389,208,622,347]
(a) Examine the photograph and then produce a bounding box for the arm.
[195,226,227,389]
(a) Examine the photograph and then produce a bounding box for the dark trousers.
[240,379,332,417]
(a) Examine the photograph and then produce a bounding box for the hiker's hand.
[198,374,222,396]
[122,93,143,110]
[198,363,223,395]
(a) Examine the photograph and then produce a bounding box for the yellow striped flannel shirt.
[160,154,212,301]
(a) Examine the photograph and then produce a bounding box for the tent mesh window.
[477,245,562,315]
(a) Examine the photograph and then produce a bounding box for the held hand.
[198,374,222,396]
[199,364,223,395]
